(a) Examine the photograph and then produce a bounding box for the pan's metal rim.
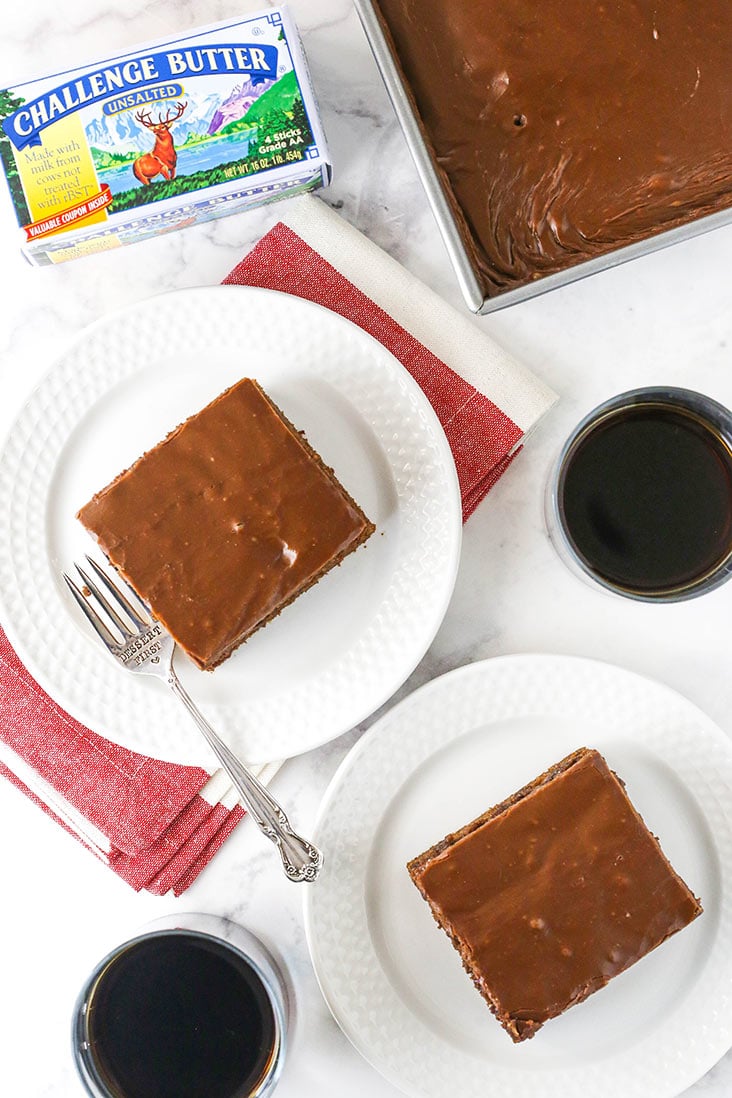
[353,0,486,313]
[355,0,732,314]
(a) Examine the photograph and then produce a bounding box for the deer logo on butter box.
[0,7,331,265]
[133,101,188,185]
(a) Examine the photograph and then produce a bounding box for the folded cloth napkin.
[225,195,557,521]
[0,626,280,895]
[0,195,555,894]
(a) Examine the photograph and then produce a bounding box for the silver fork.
[63,555,323,883]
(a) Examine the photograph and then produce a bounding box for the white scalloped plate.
[0,286,461,765]
[305,654,732,1098]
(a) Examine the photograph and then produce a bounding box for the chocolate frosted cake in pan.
[408,747,702,1042]
[78,378,375,671]
[373,0,732,298]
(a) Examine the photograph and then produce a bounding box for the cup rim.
[547,386,732,602]
[71,915,288,1098]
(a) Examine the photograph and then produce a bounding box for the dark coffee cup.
[72,914,288,1098]
[546,387,732,601]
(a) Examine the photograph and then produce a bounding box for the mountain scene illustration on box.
[88,71,315,211]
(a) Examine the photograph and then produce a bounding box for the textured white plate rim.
[304,653,732,1098]
[0,284,462,765]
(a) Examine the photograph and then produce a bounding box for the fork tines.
[63,556,150,647]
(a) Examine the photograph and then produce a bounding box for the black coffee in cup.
[73,917,286,1098]
[549,388,732,600]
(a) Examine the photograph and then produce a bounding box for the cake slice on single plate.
[77,377,375,670]
[408,746,702,1042]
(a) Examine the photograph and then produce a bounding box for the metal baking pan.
[355,0,732,314]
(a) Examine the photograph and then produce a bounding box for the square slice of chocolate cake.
[77,378,375,670]
[408,747,702,1042]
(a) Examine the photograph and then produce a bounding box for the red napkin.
[0,627,246,895]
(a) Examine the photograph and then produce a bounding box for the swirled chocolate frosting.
[374,0,732,297]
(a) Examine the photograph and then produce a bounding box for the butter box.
[0,6,331,265]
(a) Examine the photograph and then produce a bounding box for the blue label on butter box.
[3,44,279,150]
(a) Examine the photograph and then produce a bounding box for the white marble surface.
[2,2,732,1095]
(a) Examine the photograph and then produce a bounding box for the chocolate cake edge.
[76,376,376,671]
[407,746,703,1043]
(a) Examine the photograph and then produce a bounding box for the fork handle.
[168,672,323,883]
